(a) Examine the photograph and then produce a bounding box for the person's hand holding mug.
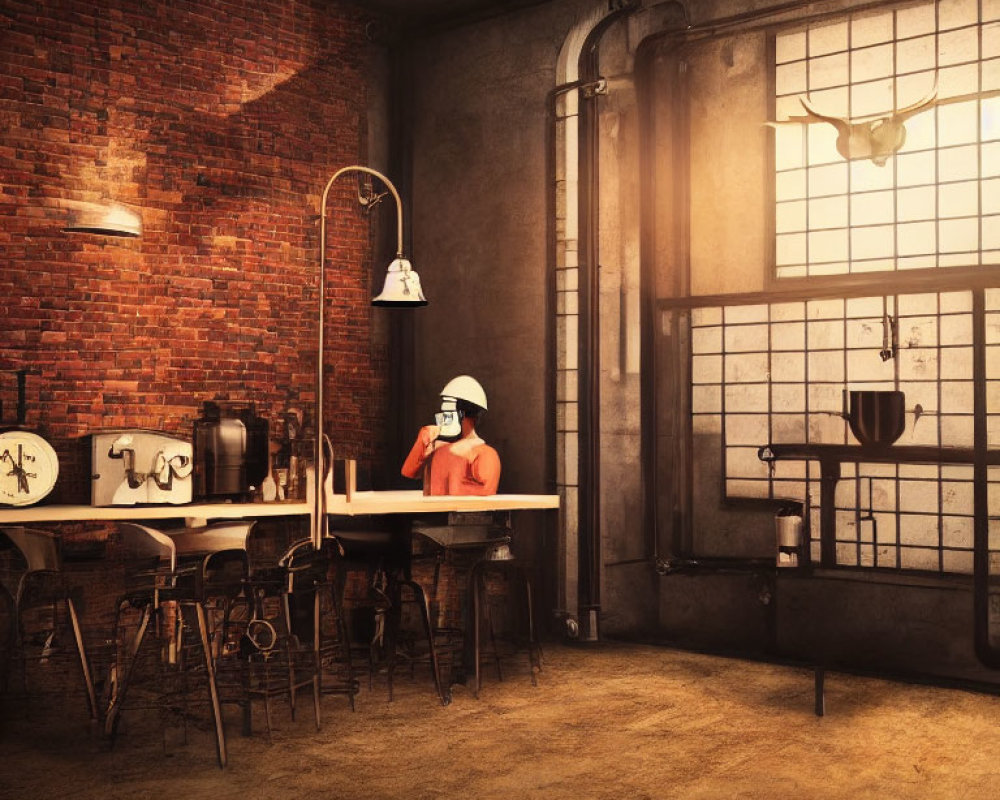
[421,425,441,457]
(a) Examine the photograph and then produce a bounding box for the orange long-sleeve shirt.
[401,426,501,496]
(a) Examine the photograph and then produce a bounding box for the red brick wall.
[0,0,389,503]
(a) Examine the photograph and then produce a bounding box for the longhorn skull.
[796,84,938,166]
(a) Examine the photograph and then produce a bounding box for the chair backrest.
[0,527,63,609]
[200,549,249,599]
[245,518,301,579]
[168,520,255,558]
[116,522,177,573]
[1,526,60,573]
[279,537,338,593]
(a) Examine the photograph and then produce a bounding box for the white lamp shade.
[372,257,427,307]
[64,202,142,238]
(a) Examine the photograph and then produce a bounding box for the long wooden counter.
[325,490,560,516]
[0,500,312,525]
[0,490,560,526]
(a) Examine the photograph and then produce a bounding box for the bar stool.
[409,522,495,695]
[280,536,355,713]
[100,521,176,742]
[216,536,334,740]
[332,523,447,705]
[159,554,242,766]
[0,526,98,722]
[410,516,541,698]
[469,553,542,698]
[0,581,12,695]
[102,521,251,768]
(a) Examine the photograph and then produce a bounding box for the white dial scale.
[0,430,59,506]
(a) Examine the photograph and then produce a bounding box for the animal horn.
[799,95,847,125]
[894,80,938,120]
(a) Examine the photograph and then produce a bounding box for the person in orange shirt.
[401,375,500,496]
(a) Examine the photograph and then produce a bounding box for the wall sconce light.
[63,200,142,238]
[313,165,424,545]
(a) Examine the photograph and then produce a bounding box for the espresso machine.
[90,429,193,506]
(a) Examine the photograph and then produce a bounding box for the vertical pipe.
[972,289,1000,667]
[819,460,840,568]
[635,42,656,562]
[576,8,634,641]
[635,20,689,561]
[16,369,27,425]
[635,42,659,564]
[577,34,601,640]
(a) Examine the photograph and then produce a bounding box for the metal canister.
[775,503,803,568]
[193,401,269,500]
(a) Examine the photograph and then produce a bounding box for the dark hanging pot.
[847,390,906,448]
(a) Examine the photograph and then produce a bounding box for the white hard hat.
[440,375,488,411]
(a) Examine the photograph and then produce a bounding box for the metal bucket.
[775,505,803,568]
[775,513,802,549]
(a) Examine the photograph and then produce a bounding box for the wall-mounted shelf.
[758,443,999,567]
[759,443,998,466]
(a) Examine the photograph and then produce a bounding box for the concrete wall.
[686,28,772,296]
[404,1,595,631]
[405,4,580,493]
[403,1,666,638]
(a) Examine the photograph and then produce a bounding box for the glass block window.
[774,0,1000,277]
[690,289,997,574]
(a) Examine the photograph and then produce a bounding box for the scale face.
[0,430,59,506]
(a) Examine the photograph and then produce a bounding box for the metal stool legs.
[384,576,449,705]
[65,594,99,721]
[102,594,153,740]
[470,559,542,699]
[10,575,98,722]
[193,600,227,767]
[102,595,228,769]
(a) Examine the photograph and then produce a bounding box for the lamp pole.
[313,166,407,547]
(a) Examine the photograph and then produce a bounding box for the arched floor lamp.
[313,166,426,546]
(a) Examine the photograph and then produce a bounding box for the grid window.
[688,288,994,575]
[774,1,1000,277]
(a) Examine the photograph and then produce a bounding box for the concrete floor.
[1,640,999,799]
